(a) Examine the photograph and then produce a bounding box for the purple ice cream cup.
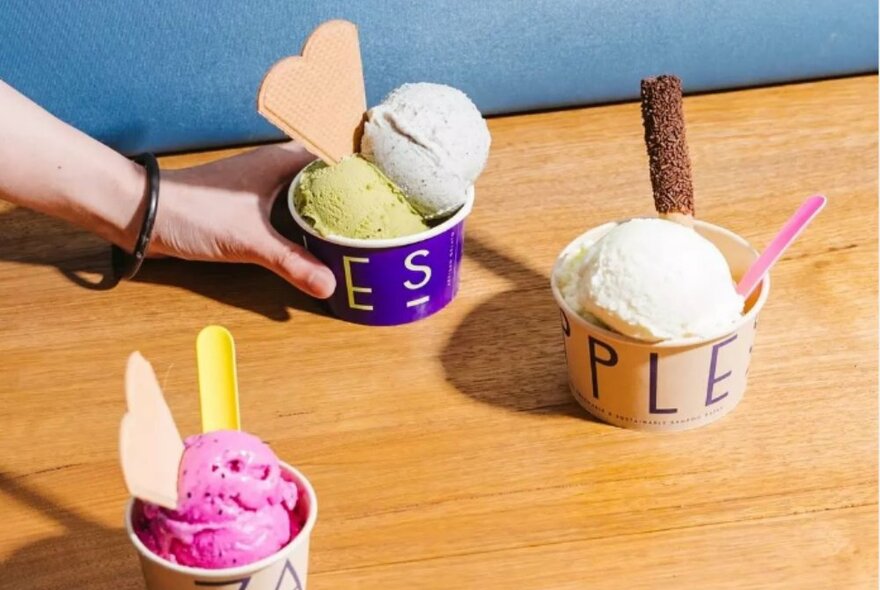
[288,170,474,326]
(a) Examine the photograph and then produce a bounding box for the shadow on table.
[0,471,144,589]
[0,191,327,322]
[441,235,594,421]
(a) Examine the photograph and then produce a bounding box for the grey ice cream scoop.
[361,82,491,219]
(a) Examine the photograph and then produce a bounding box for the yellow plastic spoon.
[196,325,241,432]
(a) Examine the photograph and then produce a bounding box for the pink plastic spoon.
[736,195,827,299]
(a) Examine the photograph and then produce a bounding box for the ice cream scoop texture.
[295,156,428,239]
[362,82,490,219]
[135,430,300,569]
[560,218,744,341]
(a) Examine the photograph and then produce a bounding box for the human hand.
[0,81,333,298]
[151,142,336,298]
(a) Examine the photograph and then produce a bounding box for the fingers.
[258,230,336,299]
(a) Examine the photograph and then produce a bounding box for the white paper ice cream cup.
[551,220,770,432]
[126,463,317,590]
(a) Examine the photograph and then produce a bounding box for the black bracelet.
[111,153,160,282]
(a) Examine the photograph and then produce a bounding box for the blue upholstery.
[1,0,876,154]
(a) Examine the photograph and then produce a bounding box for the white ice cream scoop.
[361,82,491,219]
[571,218,744,342]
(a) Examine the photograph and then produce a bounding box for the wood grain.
[0,76,876,589]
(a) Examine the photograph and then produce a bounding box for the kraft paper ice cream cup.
[126,463,317,590]
[288,170,473,326]
[551,220,769,432]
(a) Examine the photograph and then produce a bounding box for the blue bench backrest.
[1,0,875,154]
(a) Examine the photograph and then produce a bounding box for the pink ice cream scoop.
[134,430,301,569]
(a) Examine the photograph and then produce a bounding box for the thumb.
[256,230,336,299]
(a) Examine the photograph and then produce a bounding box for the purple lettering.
[649,353,677,414]
[588,336,618,399]
[560,311,571,355]
[706,334,737,406]
[560,310,571,337]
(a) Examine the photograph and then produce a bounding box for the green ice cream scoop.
[294,156,429,239]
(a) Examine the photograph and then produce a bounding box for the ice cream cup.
[288,169,474,326]
[551,220,770,432]
[126,463,317,590]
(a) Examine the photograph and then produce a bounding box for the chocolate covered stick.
[641,75,694,224]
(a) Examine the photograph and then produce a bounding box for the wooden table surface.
[0,76,876,589]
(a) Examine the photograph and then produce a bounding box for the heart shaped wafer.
[119,352,184,509]
[258,20,367,164]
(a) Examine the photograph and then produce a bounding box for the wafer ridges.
[640,75,695,217]
[257,20,366,164]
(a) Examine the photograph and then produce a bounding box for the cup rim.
[125,461,318,579]
[550,218,771,349]
[287,162,475,249]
